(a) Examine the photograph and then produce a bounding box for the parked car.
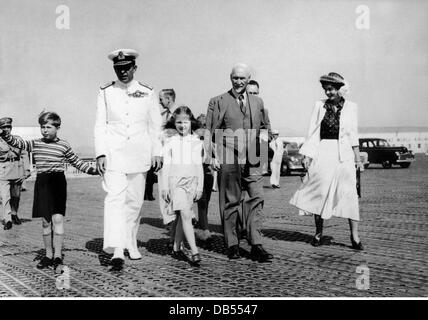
[281,142,305,175]
[267,141,305,176]
[359,138,415,168]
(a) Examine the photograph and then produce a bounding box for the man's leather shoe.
[110,258,124,271]
[227,245,240,259]
[3,221,12,230]
[12,215,22,225]
[250,245,273,262]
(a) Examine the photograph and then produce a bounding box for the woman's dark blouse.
[320,97,345,140]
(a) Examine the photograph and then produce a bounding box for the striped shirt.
[3,135,92,174]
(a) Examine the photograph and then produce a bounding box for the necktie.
[238,94,246,114]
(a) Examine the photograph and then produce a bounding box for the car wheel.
[382,161,392,169]
[399,163,411,168]
[364,163,370,169]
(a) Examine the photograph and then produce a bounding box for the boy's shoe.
[37,257,53,269]
[53,257,63,273]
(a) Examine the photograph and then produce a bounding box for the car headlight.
[290,156,296,162]
[395,151,401,156]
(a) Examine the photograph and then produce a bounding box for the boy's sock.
[43,233,53,259]
[53,233,64,259]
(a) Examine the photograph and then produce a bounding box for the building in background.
[278,127,428,155]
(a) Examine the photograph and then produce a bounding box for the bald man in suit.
[206,64,273,262]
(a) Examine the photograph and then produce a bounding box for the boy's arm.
[64,145,97,175]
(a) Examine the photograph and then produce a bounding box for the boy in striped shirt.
[0,111,98,271]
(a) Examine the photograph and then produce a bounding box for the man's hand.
[194,190,203,202]
[96,156,107,176]
[210,158,221,171]
[302,156,313,169]
[152,156,163,172]
[87,167,99,176]
[355,161,365,172]
[161,190,170,203]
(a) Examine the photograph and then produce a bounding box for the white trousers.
[102,171,146,254]
[270,162,281,186]
[0,180,11,222]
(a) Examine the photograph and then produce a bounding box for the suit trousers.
[102,171,146,254]
[0,180,12,222]
[197,170,214,230]
[218,163,264,247]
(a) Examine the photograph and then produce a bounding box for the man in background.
[0,117,31,230]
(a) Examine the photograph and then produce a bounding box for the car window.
[378,140,390,147]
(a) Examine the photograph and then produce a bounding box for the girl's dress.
[162,134,204,217]
[290,98,359,221]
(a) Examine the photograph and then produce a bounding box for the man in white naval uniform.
[94,49,162,271]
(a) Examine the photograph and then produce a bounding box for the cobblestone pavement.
[0,155,427,298]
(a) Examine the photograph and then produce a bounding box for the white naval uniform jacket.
[94,79,162,173]
[299,99,359,162]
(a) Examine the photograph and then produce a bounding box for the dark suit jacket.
[205,90,271,165]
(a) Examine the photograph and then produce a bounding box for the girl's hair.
[38,111,61,127]
[164,105,200,133]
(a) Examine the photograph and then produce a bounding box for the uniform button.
[126,113,129,116]
[127,125,130,128]
[127,137,130,140]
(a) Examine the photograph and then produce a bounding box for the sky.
[1,0,427,155]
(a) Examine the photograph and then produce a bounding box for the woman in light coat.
[290,72,364,249]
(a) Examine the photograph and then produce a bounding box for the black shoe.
[190,253,201,266]
[227,245,240,260]
[53,257,63,273]
[192,218,198,227]
[12,215,22,225]
[250,245,273,262]
[110,258,124,271]
[271,184,280,189]
[171,250,188,261]
[144,194,155,201]
[350,235,364,251]
[37,256,53,269]
[311,234,322,247]
[3,221,12,230]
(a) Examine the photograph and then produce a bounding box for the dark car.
[359,138,414,168]
[267,141,305,176]
[281,142,305,175]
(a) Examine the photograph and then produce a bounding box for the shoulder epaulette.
[138,82,153,90]
[100,81,115,90]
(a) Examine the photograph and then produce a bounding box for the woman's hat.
[319,72,345,87]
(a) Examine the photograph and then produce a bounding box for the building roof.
[359,126,428,133]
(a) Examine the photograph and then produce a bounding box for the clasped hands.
[96,155,163,176]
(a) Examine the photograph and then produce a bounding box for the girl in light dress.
[161,106,204,265]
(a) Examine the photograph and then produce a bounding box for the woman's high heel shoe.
[311,234,322,247]
[350,235,364,251]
